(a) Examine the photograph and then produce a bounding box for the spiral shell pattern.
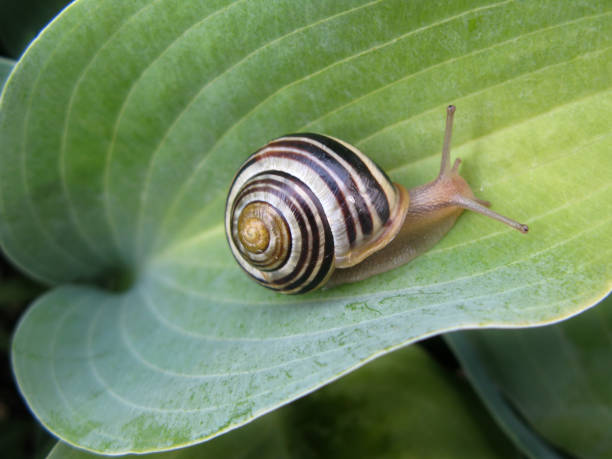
[226,133,403,294]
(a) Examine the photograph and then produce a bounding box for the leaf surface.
[2,0,611,453]
[48,345,518,458]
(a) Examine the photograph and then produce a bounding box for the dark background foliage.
[1,3,74,456]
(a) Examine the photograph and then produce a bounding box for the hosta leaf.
[447,294,612,459]
[48,345,519,458]
[2,0,611,453]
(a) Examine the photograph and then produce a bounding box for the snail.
[225,106,528,294]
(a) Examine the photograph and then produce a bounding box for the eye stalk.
[436,105,528,234]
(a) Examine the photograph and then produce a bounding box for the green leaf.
[446,294,612,459]
[2,0,611,453]
[0,0,73,58]
[48,345,519,458]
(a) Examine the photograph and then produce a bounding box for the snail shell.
[225,134,409,294]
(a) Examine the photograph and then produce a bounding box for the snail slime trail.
[226,106,528,294]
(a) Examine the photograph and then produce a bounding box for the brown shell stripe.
[235,134,394,249]
[291,133,393,223]
[235,148,358,246]
[230,172,334,293]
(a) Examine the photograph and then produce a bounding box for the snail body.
[225,106,528,294]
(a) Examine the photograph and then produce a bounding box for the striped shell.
[225,133,408,294]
